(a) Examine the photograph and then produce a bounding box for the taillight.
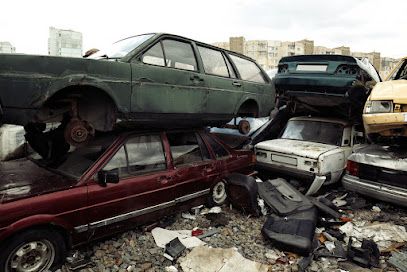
[251,154,257,164]
[347,160,359,176]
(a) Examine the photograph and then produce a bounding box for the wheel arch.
[38,82,120,131]
[235,98,260,118]
[0,215,73,249]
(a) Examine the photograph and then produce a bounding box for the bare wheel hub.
[8,240,55,272]
[238,120,251,135]
[212,181,227,205]
[64,118,95,146]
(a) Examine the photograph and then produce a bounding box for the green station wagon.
[0,33,274,145]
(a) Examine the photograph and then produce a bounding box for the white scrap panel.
[0,125,25,161]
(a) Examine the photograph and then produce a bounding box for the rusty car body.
[0,33,274,145]
[0,129,255,271]
[274,55,380,119]
[363,56,407,140]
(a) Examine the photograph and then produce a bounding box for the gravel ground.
[59,193,407,272]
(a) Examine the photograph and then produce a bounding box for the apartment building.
[0,42,16,53]
[352,51,381,70]
[48,27,83,57]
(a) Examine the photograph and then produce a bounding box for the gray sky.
[1,0,406,58]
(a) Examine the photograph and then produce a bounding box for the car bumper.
[342,174,407,207]
[363,112,407,136]
[256,162,329,195]
[256,161,315,181]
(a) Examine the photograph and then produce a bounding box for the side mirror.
[97,169,120,187]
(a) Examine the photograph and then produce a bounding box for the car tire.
[208,180,227,207]
[0,229,67,272]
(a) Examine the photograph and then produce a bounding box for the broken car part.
[165,237,186,260]
[257,178,313,215]
[262,207,318,256]
[347,238,380,268]
[225,173,260,216]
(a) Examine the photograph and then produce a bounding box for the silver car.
[342,144,407,207]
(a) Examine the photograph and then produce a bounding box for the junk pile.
[225,174,407,270]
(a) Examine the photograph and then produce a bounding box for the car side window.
[229,54,266,83]
[224,55,237,78]
[142,42,165,66]
[162,40,197,71]
[205,135,230,159]
[167,132,209,167]
[198,46,229,77]
[103,135,166,178]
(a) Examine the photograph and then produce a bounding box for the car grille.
[359,163,407,189]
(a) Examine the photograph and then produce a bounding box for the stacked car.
[254,54,380,195]
[343,56,407,206]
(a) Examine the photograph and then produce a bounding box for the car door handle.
[190,75,204,81]
[202,167,214,175]
[136,77,154,83]
[157,175,171,185]
[232,81,242,87]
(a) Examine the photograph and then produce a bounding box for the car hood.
[255,139,339,160]
[348,144,407,171]
[369,80,407,103]
[0,159,77,204]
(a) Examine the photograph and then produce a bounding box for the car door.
[228,54,270,116]
[130,38,208,118]
[85,133,177,238]
[195,45,243,116]
[165,131,218,204]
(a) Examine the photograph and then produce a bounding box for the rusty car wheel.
[0,229,66,272]
[238,120,251,135]
[64,118,95,146]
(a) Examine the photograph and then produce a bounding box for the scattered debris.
[205,213,229,227]
[165,265,179,272]
[196,228,219,239]
[371,206,381,213]
[181,212,196,220]
[388,251,407,272]
[151,227,205,249]
[164,237,186,260]
[347,238,380,268]
[339,221,407,250]
[200,206,222,215]
[179,246,270,272]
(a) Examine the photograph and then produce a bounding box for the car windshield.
[36,135,117,179]
[90,34,154,59]
[281,120,344,146]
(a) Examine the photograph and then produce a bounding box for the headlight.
[364,100,393,113]
[256,151,267,159]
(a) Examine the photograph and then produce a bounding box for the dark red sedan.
[0,129,255,272]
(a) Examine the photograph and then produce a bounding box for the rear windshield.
[34,135,116,179]
[281,120,344,146]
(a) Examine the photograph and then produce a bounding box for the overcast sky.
[1,0,406,58]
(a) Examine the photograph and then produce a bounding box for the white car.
[255,116,362,195]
